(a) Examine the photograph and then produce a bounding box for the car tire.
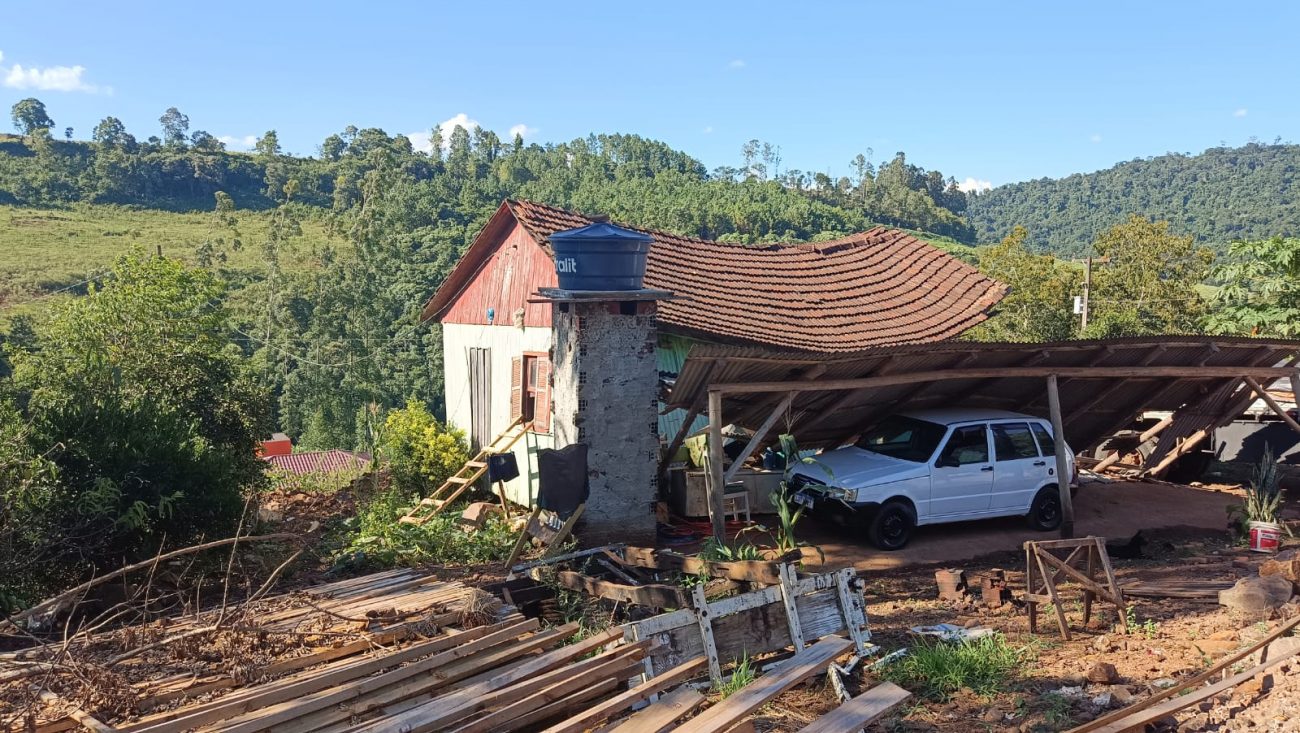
[1027,486,1064,532]
[867,500,915,551]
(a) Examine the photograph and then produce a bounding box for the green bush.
[880,634,1034,701]
[1,251,270,601]
[333,489,515,571]
[377,399,469,495]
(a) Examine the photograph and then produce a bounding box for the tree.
[969,226,1080,342]
[63,127,73,141]
[377,399,468,495]
[254,129,282,157]
[190,130,225,152]
[8,251,270,591]
[1206,236,1300,337]
[159,106,190,147]
[1084,215,1214,337]
[10,98,54,136]
[91,116,135,149]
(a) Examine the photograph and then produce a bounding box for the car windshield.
[854,415,947,462]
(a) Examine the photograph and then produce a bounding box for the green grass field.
[0,204,344,318]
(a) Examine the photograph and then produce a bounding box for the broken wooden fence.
[622,565,871,680]
[1023,536,1127,640]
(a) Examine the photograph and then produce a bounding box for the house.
[420,199,1008,511]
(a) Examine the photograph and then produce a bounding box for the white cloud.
[507,123,536,139]
[218,134,258,150]
[406,131,434,153]
[728,59,745,69]
[1234,108,1248,118]
[957,177,992,193]
[0,51,102,93]
[1089,133,1102,144]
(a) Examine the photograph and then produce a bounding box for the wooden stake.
[707,389,726,543]
[1245,376,1300,436]
[1046,375,1075,539]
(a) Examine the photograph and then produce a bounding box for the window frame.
[936,423,991,467]
[992,421,1041,462]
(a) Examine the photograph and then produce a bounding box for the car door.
[990,421,1047,511]
[929,423,994,517]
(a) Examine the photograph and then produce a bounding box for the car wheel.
[1027,486,1063,532]
[868,500,915,551]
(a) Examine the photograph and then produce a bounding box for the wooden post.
[1244,376,1300,436]
[1290,369,1300,418]
[1093,416,1174,473]
[707,389,727,544]
[1046,375,1076,539]
[723,390,799,484]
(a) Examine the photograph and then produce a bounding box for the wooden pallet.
[400,417,530,525]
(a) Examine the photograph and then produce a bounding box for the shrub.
[377,399,468,495]
[2,251,270,600]
[333,489,515,570]
[880,633,1034,701]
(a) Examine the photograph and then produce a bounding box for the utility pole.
[1081,256,1092,331]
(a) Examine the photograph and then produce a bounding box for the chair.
[723,482,751,523]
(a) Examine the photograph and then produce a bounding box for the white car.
[786,409,1076,550]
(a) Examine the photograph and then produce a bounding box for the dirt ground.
[800,478,1243,571]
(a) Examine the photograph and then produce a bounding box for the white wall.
[442,322,554,506]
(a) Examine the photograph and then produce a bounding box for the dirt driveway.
[802,478,1242,572]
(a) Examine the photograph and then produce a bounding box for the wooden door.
[468,347,492,451]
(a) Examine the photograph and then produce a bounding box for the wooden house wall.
[441,222,557,328]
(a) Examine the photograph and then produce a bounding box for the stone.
[1109,685,1136,705]
[1219,575,1295,614]
[257,506,284,523]
[1087,661,1119,684]
[981,708,1004,723]
[1194,639,1240,657]
[1208,629,1240,641]
[1093,634,1115,653]
[1151,678,1178,690]
[1264,635,1300,661]
[1259,549,1300,591]
[1091,691,1113,708]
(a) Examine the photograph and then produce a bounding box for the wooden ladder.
[400,417,531,525]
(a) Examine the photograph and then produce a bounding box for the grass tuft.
[880,633,1034,701]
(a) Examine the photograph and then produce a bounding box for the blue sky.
[4,1,1297,190]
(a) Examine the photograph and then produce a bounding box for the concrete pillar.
[550,299,660,547]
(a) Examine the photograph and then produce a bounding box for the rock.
[1109,685,1136,705]
[1194,639,1239,657]
[1087,661,1119,684]
[1093,634,1115,653]
[257,506,284,523]
[1091,692,1113,708]
[1208,629,1240,641]
[1219,575,1295,614]
[1151,678,1178,690]
[981,708,1003,723]
[1259,549,1300,591]
[1264,635,1300,661]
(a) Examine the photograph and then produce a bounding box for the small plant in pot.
[1228,446,1292,552]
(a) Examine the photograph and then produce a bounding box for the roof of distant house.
[423,199,1008,352]
[264,450,371,476]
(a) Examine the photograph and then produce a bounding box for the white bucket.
[1249,521,1282,553]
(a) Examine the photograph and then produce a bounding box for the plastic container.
[548,222,652,291]
[1249,520,1282,553]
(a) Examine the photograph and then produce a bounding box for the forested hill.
[967,142,1300,256]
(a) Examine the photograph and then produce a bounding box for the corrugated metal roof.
[667,336,1300,452]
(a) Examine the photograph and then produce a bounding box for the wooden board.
[674,636,853,733]
[554,571,686,609]
[619,547,798,585]
[603,686,705,733]
[795,682,911,733]
[540,657,708,733]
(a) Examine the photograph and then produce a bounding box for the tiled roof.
[264,450,371,476]
[505,200,1007,352]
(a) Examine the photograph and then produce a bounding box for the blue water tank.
[548,222,653,291]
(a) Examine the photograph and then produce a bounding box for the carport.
[663,336,1300,542]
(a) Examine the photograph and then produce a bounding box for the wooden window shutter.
[509,356,523,422]
[533,357,552,434]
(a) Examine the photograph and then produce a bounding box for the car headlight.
[842,488,858,502]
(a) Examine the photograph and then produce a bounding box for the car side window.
[993,423,1039,461]
[937,425,989,466]
[1030,423,1056,456]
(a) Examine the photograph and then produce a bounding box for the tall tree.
[10,98,54,136]
[91,116,135,149]
[1206,236,1300,337]
[159,106,190,148]
[969,226,1080,342]
[1084,215,1213,336]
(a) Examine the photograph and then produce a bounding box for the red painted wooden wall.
[441,222,556,327]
